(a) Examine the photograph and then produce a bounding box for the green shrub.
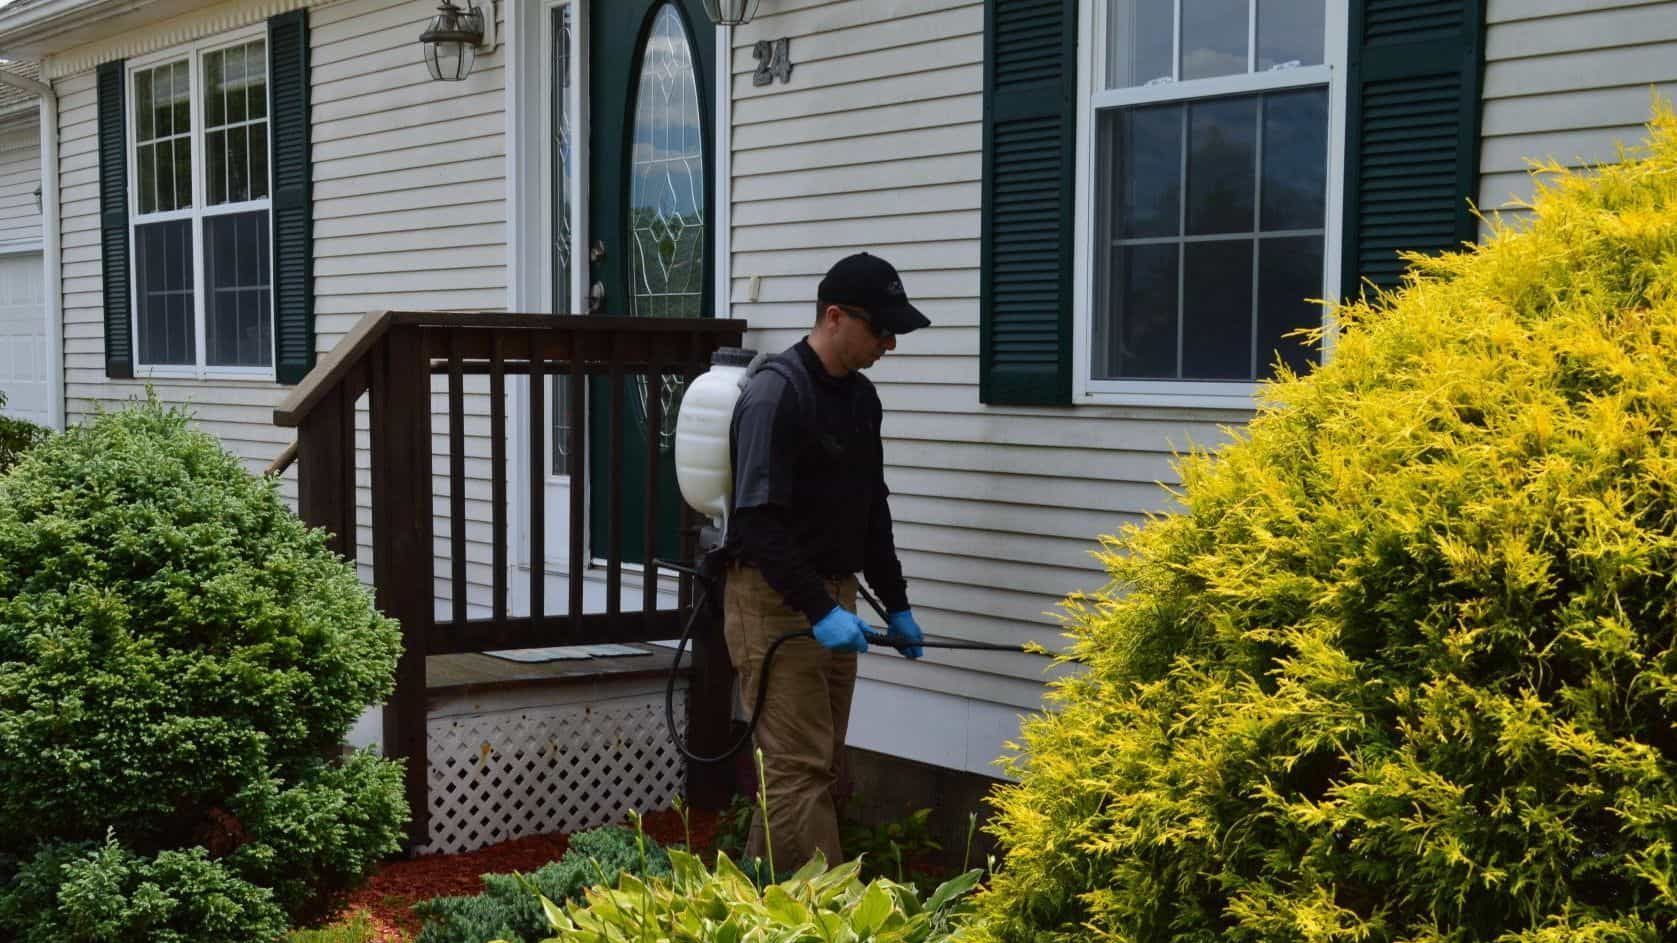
[0,390,50,473]
[0,399,406,927]
[511,849,982,943]
[968,110,1677,943]
[0,836,288,943]
[414,826,671,943]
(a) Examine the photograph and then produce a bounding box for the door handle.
[589,240,606,314]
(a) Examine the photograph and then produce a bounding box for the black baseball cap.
[817,252,931,335]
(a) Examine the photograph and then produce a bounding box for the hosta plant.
[967,108,1677,943]
[508,850,982,943]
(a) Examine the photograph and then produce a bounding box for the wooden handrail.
[274,310,748,427]
[264,439,299,477]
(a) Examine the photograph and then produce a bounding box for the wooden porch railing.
[274,311,746,845]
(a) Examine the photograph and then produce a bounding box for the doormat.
[484,644,654,663]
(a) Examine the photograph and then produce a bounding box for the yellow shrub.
[966,107,1677,943]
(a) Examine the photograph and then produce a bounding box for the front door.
[585,0,714,567]
[537,0,714,590]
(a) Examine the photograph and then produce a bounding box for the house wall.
[51,0,510,609]
[0,112,43,251]
[1479,0,1677,215]
[724,0,1246,774]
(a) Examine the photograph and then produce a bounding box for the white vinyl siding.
[727,0,1245,769]
[0,114,43,250]
[1479,0,1677,214]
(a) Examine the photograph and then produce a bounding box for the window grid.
[128,33,275,376]
[1092,0,1327,385]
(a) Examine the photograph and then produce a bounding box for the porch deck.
[276,310,745,848]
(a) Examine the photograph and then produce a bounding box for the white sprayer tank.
[675,346,758,526]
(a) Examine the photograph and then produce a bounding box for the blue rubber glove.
[812,606,870,654]
[887,609,924,659]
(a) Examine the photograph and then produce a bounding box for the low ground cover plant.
[967,110,1677,942]
[413,827,671,943]
[0,399,407,940]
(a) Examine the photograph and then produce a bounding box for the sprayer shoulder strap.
[722,350,816,539]
[756,351,818,432]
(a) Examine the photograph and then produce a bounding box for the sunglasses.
[839,306,894,342]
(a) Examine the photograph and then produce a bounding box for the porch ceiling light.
[420,0,486,82]
[700,0,762,27]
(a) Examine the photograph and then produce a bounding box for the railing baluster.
[490,333,507,622]
[567,341,587,638]
[607,334,624,625]
[641,353,661,631]
[528,333,545,634]
[448,329,467,630]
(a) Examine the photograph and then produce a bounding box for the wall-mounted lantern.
[420,0,494,81]
[699,0,762,27]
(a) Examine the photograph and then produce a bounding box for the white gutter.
[0,67,62,431]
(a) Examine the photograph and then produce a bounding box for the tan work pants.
[723,564,857,872]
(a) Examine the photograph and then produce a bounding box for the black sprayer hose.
[655,558,1032,765]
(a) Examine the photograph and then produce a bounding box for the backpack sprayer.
[662,347,1031,764]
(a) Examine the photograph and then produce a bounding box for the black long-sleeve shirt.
[726,340,910,624]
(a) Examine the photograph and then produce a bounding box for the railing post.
[370,325,434,849]
[297,383,355,560]
[683,333,734,810]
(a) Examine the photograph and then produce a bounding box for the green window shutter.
[97,60,132,379]
[980,0,1075,406]
[269,9,314,385]
[1342,0,1486,298]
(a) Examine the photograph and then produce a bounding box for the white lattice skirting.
[419,689,688,855]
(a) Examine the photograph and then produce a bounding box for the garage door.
[0,251,48,427]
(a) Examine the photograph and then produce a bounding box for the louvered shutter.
[980,0,1075,406]
[269,9,314,385]
[98,61,132,379]
[1342,0,1485,297]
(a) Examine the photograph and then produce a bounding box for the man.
[723,252,930,870]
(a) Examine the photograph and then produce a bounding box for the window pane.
[204,50,225,127]
[225,44,247,124]
[135,219,195,365]
[1105,104,1181,238]
[1258,236,1322,378]
[206,129,226,206]
[627,4,705,324]
[1100,242,1177,379]
[1181,0,1248,80]
[1257,0,1323,70]
[1106,0,1174,88]
[205,210,272,368]
[1186,96,1256,235]
[154,138,175,211]
[174,136,192,211]
[153,64,172,137]
[247,44,267,119]
[135,70,154,140]
[1182,238,1252,379]
[250,123,269,200]
[137,144,156,215]
[171,62,190,135]
[228,125,249,203]
[1261,88,1327,231]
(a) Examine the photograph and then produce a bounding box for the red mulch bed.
[323,808,720,942]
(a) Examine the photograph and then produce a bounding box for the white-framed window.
[129,28,274,378]
[1074,0,1347,408]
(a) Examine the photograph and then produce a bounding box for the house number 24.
[753,38,793,86]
